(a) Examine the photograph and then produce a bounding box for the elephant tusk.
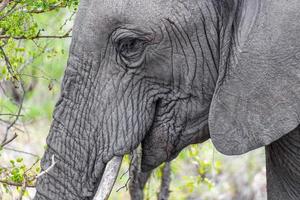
[93,156,123,200]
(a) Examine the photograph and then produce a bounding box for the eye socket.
[116,37,148,68]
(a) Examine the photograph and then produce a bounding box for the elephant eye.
[116,38,148,68]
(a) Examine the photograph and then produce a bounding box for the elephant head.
[34,0,300,199]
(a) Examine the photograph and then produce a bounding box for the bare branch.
[0,46,15,77]
[2,82,24,145]
[17,180,26,200]
[18,44,49,72]
[27,3,65,13]
[0,48,25,145]
[0,0,11,12]
[3,147,39,158]
[0,34,72,40]
[19,73,55,81]
[0,2,18,20]
[25,158,40,174]
[0,29,72,40]
[0,133,17,147]
[116,177,131,192]
[59,10,76,30]
[0,179,35,188]
[0,119,24,132]
[0,113,24,117]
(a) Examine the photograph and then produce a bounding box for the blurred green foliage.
[0,0,77,119]
[0,0,77,198]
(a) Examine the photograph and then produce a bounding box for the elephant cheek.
[141,123,210,172]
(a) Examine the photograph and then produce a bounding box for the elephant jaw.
[93,156,123,200]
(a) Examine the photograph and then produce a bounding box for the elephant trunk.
[34,50,158,199]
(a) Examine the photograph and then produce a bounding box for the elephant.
[34,0,300,199]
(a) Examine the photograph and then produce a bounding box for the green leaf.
[10,160,15,166]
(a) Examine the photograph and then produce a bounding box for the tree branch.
[0,47,24,146]
[0,0,11,12]
[0,133,17,147]
[3,147,39,158]
[0,179,35,188]
[0,1,18,20]
[0,159,39,191]
[27,3,65,13]
[0,45,15,77]
[0,33,72,40]
[0,28,72,40]
[2,82,24,145]
[17,179,26,200]
[0,113,24,116]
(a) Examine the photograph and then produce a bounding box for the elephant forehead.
[73,0,214,56]
[99,0,172,22]
[94,0,198,23]
[83,0,173,31]
[73,0,171,54]
[75,0,197,40]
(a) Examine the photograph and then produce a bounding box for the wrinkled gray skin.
[34,0,300,199]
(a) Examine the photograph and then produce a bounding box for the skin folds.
[34,0,300,199]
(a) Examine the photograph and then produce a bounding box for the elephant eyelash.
[111,28,155,68]
[114,37,149,69]
[117,38,147,57]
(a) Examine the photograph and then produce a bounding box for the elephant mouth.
[93,103,210,200]
[92,98,161,199]
[93,147,144,200]
[93,97,167,199]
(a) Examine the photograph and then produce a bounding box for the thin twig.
[0,29,72,40]
[17,44,49,72]
[0,160,40,190]
[0,35,72,39]
[19,73,55,82]
[0,46,15,77]
[0,133,17,147]
[2,82,24,145]
[0,179,35,188]
[25,159,40,174]
[0,119,24,132]
[0,47,25,144]
[119,168,130,180]
[0,113,24,117]
[3,147,39,158]
[27,3,65,13]
[59,10,76,30]
[17,179,26,200]
[116,177,131,192]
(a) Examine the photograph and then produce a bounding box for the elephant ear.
[209,0,300,155]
